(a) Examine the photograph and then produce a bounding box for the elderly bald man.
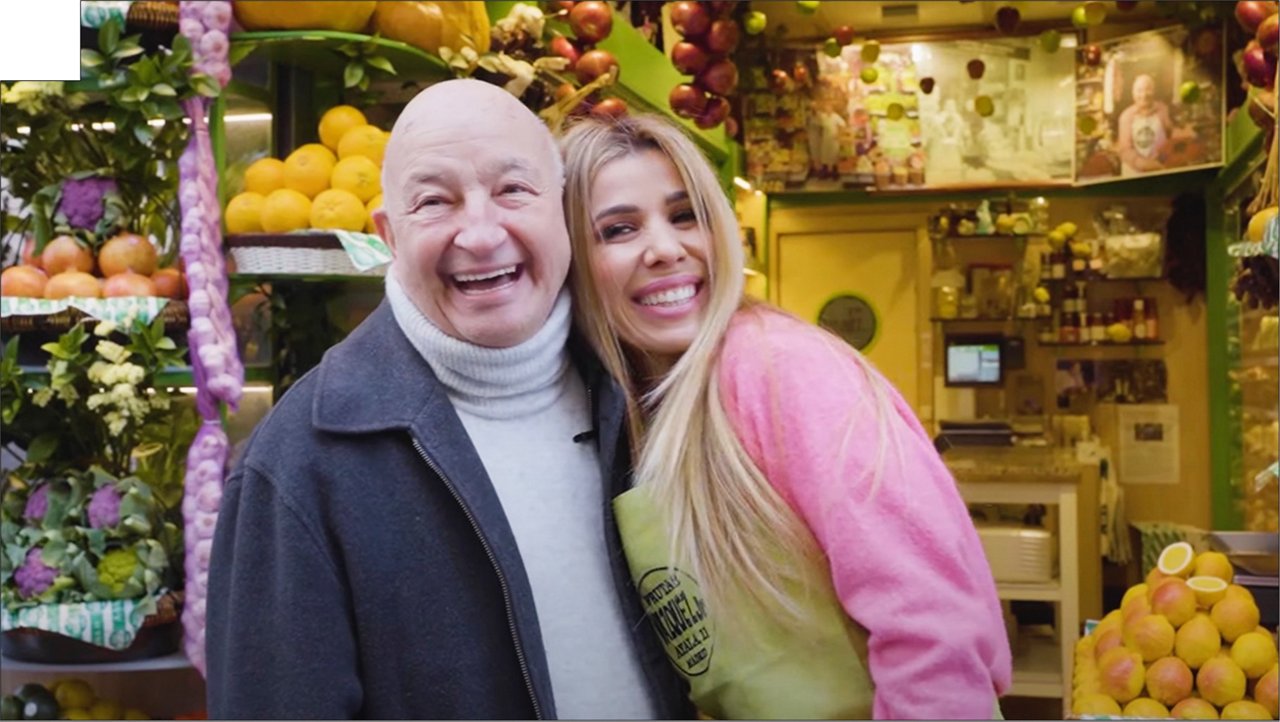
[207,80,692,720]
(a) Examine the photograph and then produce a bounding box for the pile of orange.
[225,105,386,235]
[2,233,185,300]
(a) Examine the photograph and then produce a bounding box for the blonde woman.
[561,114,1011,720]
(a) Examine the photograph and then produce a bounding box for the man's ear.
[373,207,396,258]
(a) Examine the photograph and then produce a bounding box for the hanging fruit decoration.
[1236,1,1279,91]
[1039,29,1063,53]
[919,77,936,94]
[665,1,740,129]
[994,6,1021,34]
[796,0,820,15]
[860,40,881,63]
[744,10,767,35]
[974,95,995,117]
[552,1,625,117]
[1072,1,1107,28]
[1082,44,1103,66]
[967,58,986,80]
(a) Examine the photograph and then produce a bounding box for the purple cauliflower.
[58,176,118,230]
[88,485,122,529]
[23,484,49,522]
[14,548,57,599]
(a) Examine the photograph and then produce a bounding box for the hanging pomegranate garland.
[665,1,740,130]
[549,1,627,118]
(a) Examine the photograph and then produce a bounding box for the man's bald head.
[382,79,562,206]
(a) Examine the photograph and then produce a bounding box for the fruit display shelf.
[229,30,450,84]
[0,299,189,334]
[225,233,388,278]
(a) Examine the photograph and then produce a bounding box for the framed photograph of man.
[1075,25,1224,184]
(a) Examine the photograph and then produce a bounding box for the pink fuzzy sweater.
[716,307,1012,719]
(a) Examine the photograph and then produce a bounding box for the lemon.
[310,189,367,231]
[89,699,123,721]
[331,156,382,203]
[1187,575,1228,608]
[260,189,313,232]
[1230,631,1278,678]
[1157,541,1195,578]
[1194,551,1235,583]
[53,679,95,710]
[318,105,367,152]
[283,143,337,198]
[224,192,266,234]
[243,157,287,195]
[365,193,383,234]
[337,124,387,165]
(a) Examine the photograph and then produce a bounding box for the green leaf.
[120,86,147,103]
[99,19,121,57]
[192,75,220,98]
[25,434,59,464]
[80,49,106,68]
[228,41,259,66]
[85,529,106,557]
[366,55,396,75]
[133,124,155,145]
[112,45,144,61]
[344,61,365,89]
[151,82,176,97]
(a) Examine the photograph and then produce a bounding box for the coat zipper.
[410,436,544,720]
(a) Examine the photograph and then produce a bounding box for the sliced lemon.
[1188,575,1229,609]
[1157,541,1195,578]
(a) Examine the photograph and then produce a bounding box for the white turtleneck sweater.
[385,275,657,720]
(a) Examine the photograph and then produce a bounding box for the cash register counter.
[943,446,1101,712]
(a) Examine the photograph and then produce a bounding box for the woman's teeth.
[639,284,696,306]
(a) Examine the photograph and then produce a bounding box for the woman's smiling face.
[587,149,711,372]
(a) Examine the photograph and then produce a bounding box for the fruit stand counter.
[945,446,1101,715]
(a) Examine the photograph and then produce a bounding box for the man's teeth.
[454,265,517,283]
[639,285,696,306]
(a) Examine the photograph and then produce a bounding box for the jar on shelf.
[1144,297,1159,339]
[1132,298,1148,340]
[935,286,959,319]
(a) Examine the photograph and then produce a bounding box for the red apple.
[919,76,936,94]
[705,1,734,17]
[994,6,1020,34]
[706,19,740,54]
[669,1,711,38]
[697,58,739,96]
[569,1,613,44]
[671,41,709,75]
[967,58,985,79]
[669,83,708,118]
[695,96,729,129]
[1258,13,1279,56]
[549,35,581,68]
[1235,1,1279,34]
[834,25,855,46]
[591,97,628,119]
[575,49,619,84]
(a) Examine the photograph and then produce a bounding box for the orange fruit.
[337,124,387,165]
[224,192,266,234]
[260,189,313,232]
[318,105,367,152]
[364,194,382,234]
[243,157,286,195]
[283,143,337,198]
[309,189,366,231]
[330,156,381,203]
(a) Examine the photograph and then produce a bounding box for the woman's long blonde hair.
[561,115,841,623]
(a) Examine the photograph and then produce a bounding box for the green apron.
[614,487,875,719]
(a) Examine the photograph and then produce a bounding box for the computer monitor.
[944,335,1004,387]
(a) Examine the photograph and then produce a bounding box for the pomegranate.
[671,42,709,75]
[1258,13,1279,56]
[967,58,986,79]
[920,77,936,94]
[554,82,576,103]
[103,270,158,298]
[669,1,710,38]
[44,271,102,299]
[98,232,158,277]
[41,235,95,276]
[695,96,730,129]
[697,58,739,96]
[833,25,855,46]
[669,84,708,118]
[705,19,740,54]
[1243,40,1277,88]
[549,36,581,69]
[568,1,612,44]
[591,97,628,119]
[994,6,1020,33]
[1235,1,1278,34]
[575,49,619,84]
[0,265,48,298]
[151,268,188,299]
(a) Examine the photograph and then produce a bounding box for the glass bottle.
[1090,312,1106,343]
[1144,297,1158,340]
[1132,298,1147,340]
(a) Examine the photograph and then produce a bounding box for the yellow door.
[776,230,921,411]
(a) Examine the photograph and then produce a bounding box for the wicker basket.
[2,592,184,664]
[227,234,387,278]
[0,300,189,334]
[126,1,179,31]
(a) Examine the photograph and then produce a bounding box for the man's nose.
[642,228,687,266]
[454,195,505,253]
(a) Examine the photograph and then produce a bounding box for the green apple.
[860,40,880,63]
[1039,29,1062,53]
[796,0,820,14]
[1071,5,1090,28]
[1179,80,1201,103]
[860,66,878,84]
[974,95,994,117]
[886,103,904,120]
[823,37,841,57]
[744,11,767,35]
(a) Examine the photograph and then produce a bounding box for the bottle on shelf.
[1040,252,1052,281]
[1144,297,1158,340]
[1090,312,1106,344]
[1132,298,1147,340]
[1063,283,1079,315]
[1060,312,1080,344]
[1051,253,1066,280]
